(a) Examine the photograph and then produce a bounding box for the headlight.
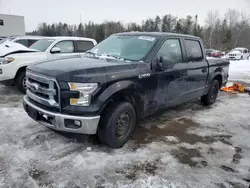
[0,57,15,65]
[68,82,98,106]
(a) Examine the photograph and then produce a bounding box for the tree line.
[27,9,250,51]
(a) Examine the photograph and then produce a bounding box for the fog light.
[74,120,81,127]
[0,69,2,74]
[65,119,82,129]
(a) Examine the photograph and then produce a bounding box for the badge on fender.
[138,73,151,79]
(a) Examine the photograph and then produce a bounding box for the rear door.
[182,38,209,100]
[75,40,95,55]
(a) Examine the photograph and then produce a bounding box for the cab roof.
[115,32,199,39]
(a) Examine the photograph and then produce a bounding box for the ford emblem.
[29,83,39,92]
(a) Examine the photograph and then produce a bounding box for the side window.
[28,39,38,47]
[157,39,183,64]
[75,41,94,52]
[185,40,203,61]
[0,20,3,26]
[15,39,29,47]
[54,41,74,53]
[243,49,248,53]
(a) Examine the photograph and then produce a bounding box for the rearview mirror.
[51,47,61,54]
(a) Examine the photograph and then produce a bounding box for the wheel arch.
[14,66,27,81]
[210,69,223,88]
[97,81,145,118]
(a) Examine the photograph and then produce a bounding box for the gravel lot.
[0,60,250,188]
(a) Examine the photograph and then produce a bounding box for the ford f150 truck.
[23,32,230,148]
[0,37,97,93]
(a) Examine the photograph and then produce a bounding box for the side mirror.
[152,56,169,71]
[51,47,61,54]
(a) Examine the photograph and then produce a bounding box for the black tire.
[201,80,220,106]
[15,71,27,94]
[97,101,136,148]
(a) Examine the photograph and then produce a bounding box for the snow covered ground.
[0,60,250,188]
[229,59,250,83]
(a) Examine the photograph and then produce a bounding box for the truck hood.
[27,56,149,83]
[0,41,38,57]
[228,50,242,55]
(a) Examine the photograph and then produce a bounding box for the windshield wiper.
[85,51,97,56]
[105,54,121,60]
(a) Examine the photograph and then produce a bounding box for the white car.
[0,35,45,48]
[0,36,97,93]
[227,48,249,60]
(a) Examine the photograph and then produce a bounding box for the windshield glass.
[89,35,157,61]
[231,48,243,53]
[29,39,55,51]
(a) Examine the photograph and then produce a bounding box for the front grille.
[26,71,60,109]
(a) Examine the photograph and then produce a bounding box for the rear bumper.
[23,95,100,134]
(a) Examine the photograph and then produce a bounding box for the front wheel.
[201,80,220,106]
[97,102,136,148]
[15,71,27,94]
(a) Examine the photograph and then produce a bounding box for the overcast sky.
[0,0,249,32]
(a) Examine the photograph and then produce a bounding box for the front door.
[48,40,77,60]
[151,37,190,109]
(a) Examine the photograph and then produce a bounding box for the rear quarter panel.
[207,57,230,87]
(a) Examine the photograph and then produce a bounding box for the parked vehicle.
[0,36,97,93]
[23,32,230,148]
[0,35,45,48]
[227,47,249,60]
[205,49,224,58]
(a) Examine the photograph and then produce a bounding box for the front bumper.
[228,56,241,60]
[0,64,16,81]
[23,95,100,134]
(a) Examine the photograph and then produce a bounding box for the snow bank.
[229,60,250,83]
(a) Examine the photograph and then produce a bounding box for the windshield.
[89,35,157,61]
[29,39,55,51]
[231,48,243,53]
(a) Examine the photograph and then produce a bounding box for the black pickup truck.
[23,32,230,148]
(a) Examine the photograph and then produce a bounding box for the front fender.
[96,80,136,110]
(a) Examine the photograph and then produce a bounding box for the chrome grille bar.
[27,90,59,108]
[26,71,60,108]
[26,80,56,95]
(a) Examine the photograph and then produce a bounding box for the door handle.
[180,71,188,77]
[202,68,207,73]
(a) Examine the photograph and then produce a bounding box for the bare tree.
[225,9,240,28]
[205,10,219,48]
[234,11,249,47]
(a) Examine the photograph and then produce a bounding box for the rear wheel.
[201,80,220,106]
[97,101,136,148]
[15,71,27,94]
